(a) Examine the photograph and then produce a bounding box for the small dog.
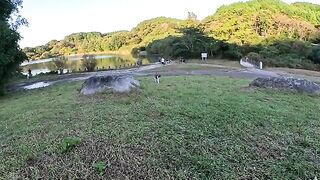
[154,73,161,84]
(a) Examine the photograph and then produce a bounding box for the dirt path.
[8,62,320,91]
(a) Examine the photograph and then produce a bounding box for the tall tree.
[0,0,27,93]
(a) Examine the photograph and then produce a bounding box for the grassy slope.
[0,76,320,179]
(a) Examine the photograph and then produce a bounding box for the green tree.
[108,32,128,50]
[0,0,27,93]
[52,56,68,74]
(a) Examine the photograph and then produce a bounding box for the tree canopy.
[202,0,320,45]
[0,0,27,93]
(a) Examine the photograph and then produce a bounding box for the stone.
[250,77,320,95]
[80,75,140,95]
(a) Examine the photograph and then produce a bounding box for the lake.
[21,54,151,76]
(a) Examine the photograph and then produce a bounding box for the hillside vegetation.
[203,0,320,45]
[23,0,320,70]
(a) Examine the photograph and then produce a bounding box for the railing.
[240,58,263,69]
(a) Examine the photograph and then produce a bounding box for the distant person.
[27,68,32,79]
[161,57,165,65]
[136,58,142,67]
[154,73,161,84]
[180,57,186,63]
[166,58,171,64]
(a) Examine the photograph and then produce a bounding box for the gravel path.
[8,62,303,91]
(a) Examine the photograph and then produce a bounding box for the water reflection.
[21,55,151,76]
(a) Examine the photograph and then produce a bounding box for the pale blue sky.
[19,0,320,47]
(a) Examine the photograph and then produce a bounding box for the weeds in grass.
[93,161,107,175]
[60,137,81,153]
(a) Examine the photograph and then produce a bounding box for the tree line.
[22,0,320,70]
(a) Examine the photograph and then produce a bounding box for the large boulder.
[250,77,320,95]
[80,75,140,95]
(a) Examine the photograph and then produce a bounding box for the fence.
[240,58,263,69]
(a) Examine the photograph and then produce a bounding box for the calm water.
[21,55,151,76]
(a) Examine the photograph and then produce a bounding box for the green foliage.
[81,55,97,71]
[107,31,129,51]
[23,17,183,60]
[0,0,27,93]
[59,137,81,153]
[52,56,68,74]
[92,161,107,175]
[130,17,183,46]
[202,0,320,45]
[147,28,243,60]
[222,44,243,60]
[308,46,320,64]
[246,52,263,62]
[245,39,320,69]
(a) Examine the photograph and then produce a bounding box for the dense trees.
[147,27,242,59]
[246,40,320,69]
[202,0,320,45]
[23,0,320,70]
[0,0,27,93]
[23,17,183,60]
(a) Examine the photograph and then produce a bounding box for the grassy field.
[0,76,320,179]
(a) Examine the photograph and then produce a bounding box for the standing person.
[154,73,161,84]
[136,58,142,67]
[136,58,140,67]
[27,68,32,79]
[161,57,165,65]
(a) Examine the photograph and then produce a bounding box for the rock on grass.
[80,75,140,95]
[250,77,320,95]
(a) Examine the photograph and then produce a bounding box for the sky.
[18,0,320,48]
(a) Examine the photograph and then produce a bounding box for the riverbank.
[8,60,320,91]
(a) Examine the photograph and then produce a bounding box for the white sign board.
[201,53,208,58]
[201,53,208,60]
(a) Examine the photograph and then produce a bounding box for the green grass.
[0,76,320,179]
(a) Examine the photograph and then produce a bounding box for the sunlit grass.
[0,76,319,179]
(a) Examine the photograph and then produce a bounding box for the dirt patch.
[18,137,163,179]
[239,86,254,92]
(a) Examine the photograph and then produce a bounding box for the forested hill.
[202,0,320,45]
[23,0,320,66]
[23,17,184,60]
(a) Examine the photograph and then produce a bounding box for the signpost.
[201,53,208,61]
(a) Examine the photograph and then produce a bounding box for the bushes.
[52,56,68,74]
[81,55,97,72]
[146,28,244,60]
[222,44,242,60]
[241,39,319,70]
[308,47,320,64]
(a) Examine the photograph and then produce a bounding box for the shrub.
[308,47,320,64]
[222,45,243,60]
[246,52,263,61]
[52,56,68,74]
[82,55,97,72]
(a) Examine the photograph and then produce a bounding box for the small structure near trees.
[201,53,208,61]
